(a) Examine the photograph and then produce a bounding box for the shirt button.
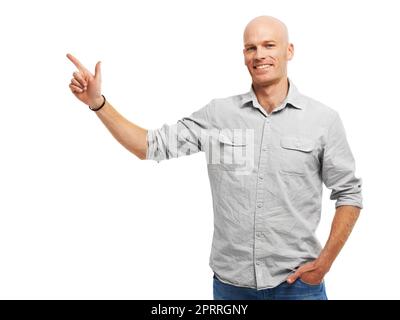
[256,232,262,238]
[259,175,264,180]
[256,261,261,266]
[257,203,263,208]
[262,147,267,151]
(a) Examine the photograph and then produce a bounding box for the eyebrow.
[244,40,276,47]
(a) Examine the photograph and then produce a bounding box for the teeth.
[255,64,272,69]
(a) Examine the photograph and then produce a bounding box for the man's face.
[243,20,293,87]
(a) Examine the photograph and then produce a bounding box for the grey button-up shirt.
[145,78,363,290]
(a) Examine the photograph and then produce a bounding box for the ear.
[287,43,294,61]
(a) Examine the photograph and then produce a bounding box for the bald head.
[243,16,289,46]
[242,16,293,88]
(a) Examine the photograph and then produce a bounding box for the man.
[67,15,362,300]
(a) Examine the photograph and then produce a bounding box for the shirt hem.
[212,268,293,291]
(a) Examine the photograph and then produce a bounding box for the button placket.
[254,117,273,286]
[255,118,272,210]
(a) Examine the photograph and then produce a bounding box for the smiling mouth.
[253,64,273,70]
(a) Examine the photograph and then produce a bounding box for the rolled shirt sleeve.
[146,101,213,163]
[321,112,363,209]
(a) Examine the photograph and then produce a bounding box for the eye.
[246,47,255,52]
[265,44,275,48]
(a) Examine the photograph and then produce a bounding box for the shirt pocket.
[214,131,248,171]
[279,137,316,175]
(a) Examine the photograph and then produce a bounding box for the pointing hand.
[66,53,103,108]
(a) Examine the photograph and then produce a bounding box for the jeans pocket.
[298,277,323,287]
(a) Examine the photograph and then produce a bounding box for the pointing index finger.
[66,53,87,72]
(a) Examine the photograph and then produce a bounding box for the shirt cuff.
[146,129,161,163]
[335,199,363,209]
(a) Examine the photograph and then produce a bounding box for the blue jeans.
[213,274,328,300]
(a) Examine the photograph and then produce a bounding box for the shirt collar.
[241,78,306,111]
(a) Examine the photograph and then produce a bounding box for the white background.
[0,0,399,299]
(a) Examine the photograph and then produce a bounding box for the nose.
[255,46,267,60]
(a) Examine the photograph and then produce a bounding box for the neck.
[252,77,289,114]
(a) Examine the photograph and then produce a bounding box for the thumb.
[94,61,101,80]
[287,269,302,284]
[287,262,316,284]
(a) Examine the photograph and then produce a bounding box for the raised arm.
[66,53,147,160]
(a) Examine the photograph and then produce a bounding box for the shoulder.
[303,94,337,116]
[300,93,340,127]
[210,91,250,110]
